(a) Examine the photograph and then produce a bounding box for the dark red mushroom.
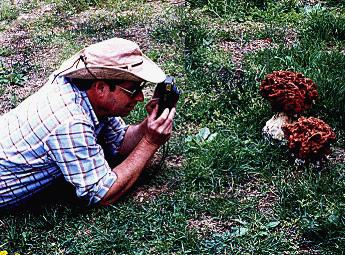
[260,71,318,115]
[282,117,336,160]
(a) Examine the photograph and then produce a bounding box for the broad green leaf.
[266,221,280,229]
[229,227,248,237]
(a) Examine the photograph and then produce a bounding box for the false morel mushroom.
[282,117,336,160]
[260,71,318,115]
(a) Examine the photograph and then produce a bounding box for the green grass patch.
[0,62,27,89]
[304,7,345,42]
[0,47,13,57]
[0,0,19,22]
[277,163,345,252]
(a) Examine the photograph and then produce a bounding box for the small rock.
[262,112,292,141]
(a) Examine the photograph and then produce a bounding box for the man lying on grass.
[0,37,176,209]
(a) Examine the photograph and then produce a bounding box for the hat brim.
[55,53,166,83]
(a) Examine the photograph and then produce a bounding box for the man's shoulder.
[39,78,88,114]
[22,80,90,127]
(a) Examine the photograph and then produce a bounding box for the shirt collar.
[80,88,100,127]
[56,76,101,127]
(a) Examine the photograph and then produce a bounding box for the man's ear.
[94,80,109,95]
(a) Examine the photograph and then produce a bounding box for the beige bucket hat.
[54,38,166,83]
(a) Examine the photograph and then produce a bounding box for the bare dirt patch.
[132,184,170,203]
[234,175,279,216]
[164,155,184,168]
[168,0,185,5]
[218,22,298,69]
[284,28,298,47]
[220,38,276,69]
[131,153,184,203]
[257,191,279,216]
[187,214,232,236]
[0,2,63,114]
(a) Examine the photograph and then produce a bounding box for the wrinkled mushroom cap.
[282,117,336,160]
[260,71,318,115]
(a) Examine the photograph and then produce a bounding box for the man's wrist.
[140,117,148,131]
[142,135,161,149]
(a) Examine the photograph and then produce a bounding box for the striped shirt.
[0,76,127,207]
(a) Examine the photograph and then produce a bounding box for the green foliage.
[179,13,238,126]
[324,0,345,8]
[0,63,27,88]
[43,0,145,15]
[49,0,103,13]
[73,13,140,42]
[0,47,13,57]
[187,0,303,24]
[304,8,345,42]
[185,131,271,189]
[249,0,303,23]
[277,163,345,252]
[0,0,19,21]
[151,6,186,47]
[187,0,264,20]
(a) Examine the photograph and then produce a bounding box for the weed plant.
[0,0,18,22]
[47,0,103,14]
[304,8,345,42]
[0,62,27,89]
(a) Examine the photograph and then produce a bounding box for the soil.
[132,184,170,203]
[187,214,232,236]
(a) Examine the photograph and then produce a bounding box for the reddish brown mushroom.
[282,117,336,160]
[260,71,318,115]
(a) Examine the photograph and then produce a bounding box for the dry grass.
[187,214,232,236]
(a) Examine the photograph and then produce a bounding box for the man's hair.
[71,78,125,92]
[70,79,95,91]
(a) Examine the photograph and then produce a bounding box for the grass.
[0,1,18,22]
[0,0,345,254]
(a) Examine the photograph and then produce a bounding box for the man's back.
[0,77,97,207]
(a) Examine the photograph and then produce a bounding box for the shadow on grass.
[0,178,92,217]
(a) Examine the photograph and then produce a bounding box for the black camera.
[154,76,181,116]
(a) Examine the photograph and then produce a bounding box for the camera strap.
[159,142,169,168]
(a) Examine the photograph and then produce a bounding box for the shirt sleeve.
[98,117,128,157]
[45,119,117,205]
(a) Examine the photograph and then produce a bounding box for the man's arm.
[117,118,147,156]
[100,106,175,205]
[117,98,159,156]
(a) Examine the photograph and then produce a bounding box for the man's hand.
[101,103,176,205]
[145,98,159,115]
[118,99,175,156]
[144,104,176,147]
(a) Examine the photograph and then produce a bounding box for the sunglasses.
[106,80,146,98]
